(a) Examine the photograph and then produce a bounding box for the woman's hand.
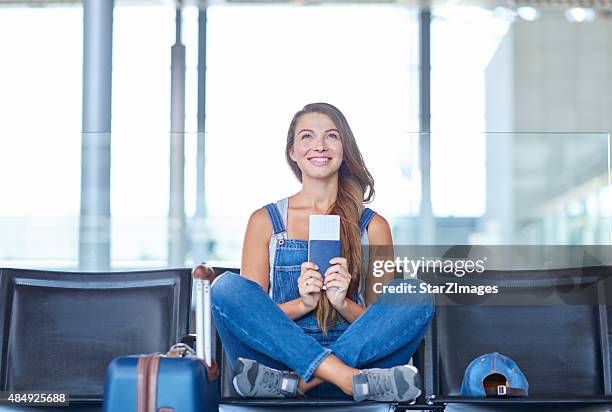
[298,262,323,312]
[324,257,352,310]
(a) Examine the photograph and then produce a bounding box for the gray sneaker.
[352,364,422,403]
[232,358,298,398]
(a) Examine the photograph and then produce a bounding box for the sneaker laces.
[261,369,282,394]
[368,372,393,397]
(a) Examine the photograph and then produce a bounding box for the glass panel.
[110,131,170,268]
[0,132,81,269]
[0,1,421,271]
[0,132,609,270]
[202,131,611,259]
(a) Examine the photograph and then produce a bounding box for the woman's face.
[289,112,344,180]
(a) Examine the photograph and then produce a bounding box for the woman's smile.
[307,156,333,166]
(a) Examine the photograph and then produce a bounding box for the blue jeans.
[211,271,435,398]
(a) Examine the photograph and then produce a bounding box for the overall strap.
[358,207,376,234]
[264,203,286,235]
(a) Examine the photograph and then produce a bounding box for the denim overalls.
[211,200,435,398]
[264,198,375,346]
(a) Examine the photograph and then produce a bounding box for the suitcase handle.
[166,343,196,358]
[193,264,216,368]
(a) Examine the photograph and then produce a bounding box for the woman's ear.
[289,147,296,162]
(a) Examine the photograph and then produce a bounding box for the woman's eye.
[302,134,312,139]
[327,133,338,139]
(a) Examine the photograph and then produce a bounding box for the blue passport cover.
[308,239,341,279]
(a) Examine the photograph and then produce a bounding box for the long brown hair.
[285,102,375,333]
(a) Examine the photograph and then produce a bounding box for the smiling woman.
[209,102,435,402]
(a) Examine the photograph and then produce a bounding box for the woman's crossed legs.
[211,272,434,398]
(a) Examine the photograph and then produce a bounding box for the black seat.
[424,265,612,407]
[0,267,192,401]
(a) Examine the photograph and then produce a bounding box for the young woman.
[211,102,434,402]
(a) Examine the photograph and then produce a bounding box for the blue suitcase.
[103,343,219,412]
[104,266,219,412]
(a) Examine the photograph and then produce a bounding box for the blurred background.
[0,0,610,270]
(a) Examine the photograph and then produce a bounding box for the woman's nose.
[313,135,328,151]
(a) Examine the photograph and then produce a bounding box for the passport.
[308,215,341,289]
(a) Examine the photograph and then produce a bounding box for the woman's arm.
[240,208,273,291]
[241,208,316,320]
[331,287,366,323]
[364,214,395,307]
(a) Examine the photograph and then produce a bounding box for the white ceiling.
[1,0,610,9]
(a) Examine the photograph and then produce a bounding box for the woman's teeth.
[309,157,330,166]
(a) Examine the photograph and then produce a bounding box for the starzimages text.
[373,282,498,296]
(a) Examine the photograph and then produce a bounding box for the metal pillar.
[419,8,435,245]
[419,9,436,397]
[79,0,114,271]
[169,8,187,267]
[193,7,209,264]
